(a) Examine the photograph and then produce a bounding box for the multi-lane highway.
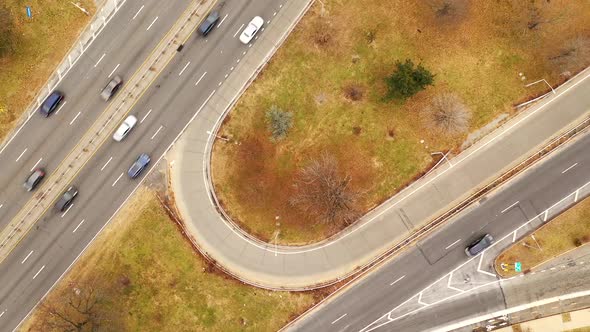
[0,0,287,330]
[288,130,590,332]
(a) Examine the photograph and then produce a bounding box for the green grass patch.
[21,189,314,331]
[212,0,590,244]
[0,0,95,141]
[496,196,590,278]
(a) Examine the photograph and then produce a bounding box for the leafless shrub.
[312,20,333,46]
[424,93,471,135]
[343,83,364,101]
[549,36,590,72]
[290,154,362,226]
[31,283,116,332]
[426,0,469,25]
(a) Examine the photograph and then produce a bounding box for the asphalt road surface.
[289,131,590,332]
[0,0,285,330]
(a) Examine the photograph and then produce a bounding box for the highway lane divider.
[0,0,128,155]
[0,0,218,264]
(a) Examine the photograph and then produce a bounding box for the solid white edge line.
[431,289,590,332]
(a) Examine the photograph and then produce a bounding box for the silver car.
[113,115,138,141]
[100,76,123,101]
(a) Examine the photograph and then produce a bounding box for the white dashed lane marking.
[132,5,144,20]
[390,275,405,286]
[15,148,27,162]
[331,313,347,324]
[562,162,578,174]
[32,265,45,280]
[146,16,158,31]
[21,250,33,264]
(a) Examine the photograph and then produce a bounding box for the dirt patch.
[495,196,590,278]
[212,0,590,244]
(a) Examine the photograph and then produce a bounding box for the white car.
[113,115,138,142]
[239,16,264,44]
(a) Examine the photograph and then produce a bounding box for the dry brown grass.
[212,0,590,244]
[0,0,95,141]
[496,196,590,278]
[21,188,315,331]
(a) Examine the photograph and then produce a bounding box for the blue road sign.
[515,262,522,272]
[26,6,32,18]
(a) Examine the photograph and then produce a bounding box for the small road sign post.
[500,263,509,271]
[515,262,522,272]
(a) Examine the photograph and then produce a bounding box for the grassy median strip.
[495,196,590,278]
[0,0,95,140]
[21,188,314,331]
[212,0,590,244]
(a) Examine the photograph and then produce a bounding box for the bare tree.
[31,284,110,332]
[423,93,471,135]
[425,0,469,24]
[549,36,590,73]
[290,154,361,226]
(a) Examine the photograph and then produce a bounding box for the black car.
[198,11,220,36]
[465,234,494,257]
[55,186,78,212]
[39,90,64,117]
[128,153,151,179]
[23,168,45,192]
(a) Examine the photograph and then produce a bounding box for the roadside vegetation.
[21,188,315,331]
[211,0,590,244]
[495,196,590,278]
[0,0,94,141]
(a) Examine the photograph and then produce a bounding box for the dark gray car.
[24,168,45,192]
[100,76,123,101]
[198,11,220,36]
[465,234,494,257]
[55,186,78,212]
[39,90,64,117]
